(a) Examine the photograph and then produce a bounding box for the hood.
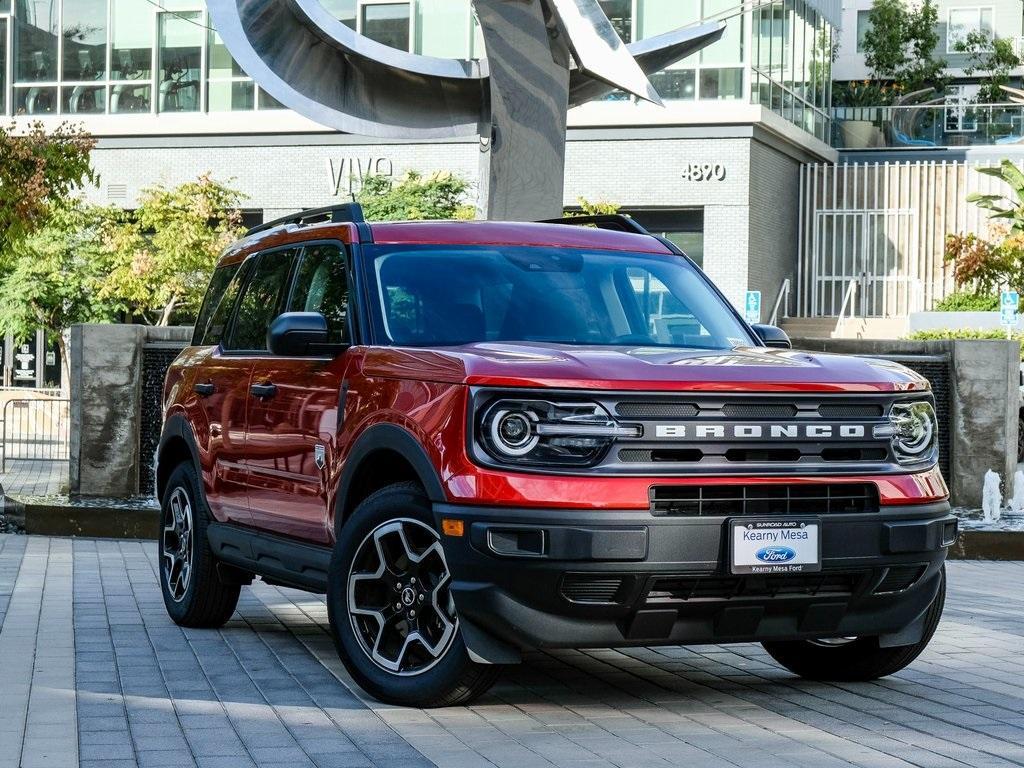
[358,343,930,393]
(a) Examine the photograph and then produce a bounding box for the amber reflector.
[441,518,464,537]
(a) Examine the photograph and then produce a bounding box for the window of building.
[228,250,298,351]
[600,0,632,43]
[948,6,994,52]
[289,245,350,344]
[856,10,871,53]
[158,11,202,112]
[208,30,255,111]
[416,0,470,57]
[361,2,411,51]
[320,0,357,29]
[62,0,107,81]
[14,3,58,83]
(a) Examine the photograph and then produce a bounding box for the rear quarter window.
[193,263,242,346]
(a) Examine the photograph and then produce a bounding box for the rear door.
[246,242,352,543]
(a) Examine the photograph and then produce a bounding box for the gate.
[0,397,70,472]
[811,208,922,318]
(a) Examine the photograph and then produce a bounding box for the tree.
[570,197,621,216]
[0,121,95,255]
[0,203,119,387]
[357,170,475,220]
[945,160,1024,294]
[98,174,246,325]
[955,32,1022,103]
[862,0,945,91]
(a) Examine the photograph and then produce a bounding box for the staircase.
[780,318,838,339]
[781,317,911,340]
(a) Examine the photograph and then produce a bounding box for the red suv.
[158,204,956,707]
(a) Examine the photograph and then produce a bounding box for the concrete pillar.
[950,340,1020,508]
[69,324,145,497]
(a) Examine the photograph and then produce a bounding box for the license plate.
[730,518,821,575]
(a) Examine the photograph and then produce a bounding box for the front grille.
[817,403,884,419]
[650,483,880,517]
[615,402,698,418]
[647,571,866,602]
[722,403,798,418]
[874,565,927,594]
[560,573,628,603]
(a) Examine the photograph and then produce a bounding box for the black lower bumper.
[432,501,956,653]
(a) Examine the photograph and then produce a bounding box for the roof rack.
[247,202,366,236]
[539,214,651,236]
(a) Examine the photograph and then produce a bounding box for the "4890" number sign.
[681,163,727,182]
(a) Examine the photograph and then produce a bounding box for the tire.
[762,566,946,681]
[327,481,500,707]
[159,461,241,628]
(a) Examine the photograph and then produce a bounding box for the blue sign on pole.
[1001,291,1019,330]
[744,291,762,325]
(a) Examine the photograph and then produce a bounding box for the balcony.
[832,103,1024,149]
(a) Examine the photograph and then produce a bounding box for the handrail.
[769,278,791,326]
[835,279,859,336]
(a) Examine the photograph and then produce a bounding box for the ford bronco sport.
[158,204,956,707]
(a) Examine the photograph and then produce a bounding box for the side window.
[226,249,297,351]
[288,244,350,344]
[197,262,246,347]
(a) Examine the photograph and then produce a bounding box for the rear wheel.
[762,566,945,681]
[159,462,240,628]
[327,482,500,707]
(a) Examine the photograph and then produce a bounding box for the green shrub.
[906,327,1024,358]
[933,291,1000,311]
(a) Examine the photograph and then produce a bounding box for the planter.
[909,311,1024,333]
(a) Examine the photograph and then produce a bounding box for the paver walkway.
[0,459,68,498]
[0,536,1021,768]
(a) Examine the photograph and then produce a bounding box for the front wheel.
[326,482,500,707]
[762,566,946,681]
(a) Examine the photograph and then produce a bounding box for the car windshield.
[363,244,756,350]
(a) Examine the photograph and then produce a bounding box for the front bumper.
[432,501,956,652]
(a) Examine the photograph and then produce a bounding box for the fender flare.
[155,413,204,502]
[334,423,447,535]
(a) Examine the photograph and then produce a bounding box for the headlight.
[478,399,640,467]
[875,401,937,464]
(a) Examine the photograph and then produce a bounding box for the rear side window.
[193,262,242,346]
[288,244,349,344]
[226,249,298,351]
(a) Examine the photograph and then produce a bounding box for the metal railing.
[834,280,859,336]
[833,103,1024,149]
[769,278,791,326]
[0,398,71,473]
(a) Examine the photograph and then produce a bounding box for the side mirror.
[268,312,329,356]
[751,323,792,349]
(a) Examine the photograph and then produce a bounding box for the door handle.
[250,382,277,399]
[193,382,215,397]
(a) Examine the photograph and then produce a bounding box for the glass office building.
[0,0,835,140]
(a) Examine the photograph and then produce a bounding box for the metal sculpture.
[207,0,725,219]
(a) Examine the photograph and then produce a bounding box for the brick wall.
[747,141,801,319]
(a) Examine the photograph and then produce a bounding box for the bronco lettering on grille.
[653,424,868,439]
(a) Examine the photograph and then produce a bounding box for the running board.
[207,523,332,593]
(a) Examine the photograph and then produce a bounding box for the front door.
[245,243,353,544]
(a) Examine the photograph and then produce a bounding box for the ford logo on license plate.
[755,546,797,564]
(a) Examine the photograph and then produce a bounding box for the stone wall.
[792,337,1020,508]
[70,325,191,498]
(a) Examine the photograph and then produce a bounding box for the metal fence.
[796,161,1008,318]
[0,398,71,472]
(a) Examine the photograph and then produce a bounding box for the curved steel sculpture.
[208,0,725,219]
